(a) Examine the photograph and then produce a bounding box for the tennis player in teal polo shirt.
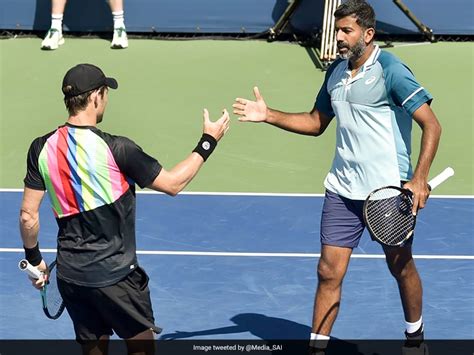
[233,1,440,353]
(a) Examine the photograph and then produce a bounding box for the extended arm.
[265,107,333,136]
[148,109,230,196]
[148,153,205,196]
[233,87,333,136]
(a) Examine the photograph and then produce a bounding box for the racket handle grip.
[18,259,43,279]
[428,167,454,191]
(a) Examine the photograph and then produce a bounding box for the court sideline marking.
[1,248,472,260]
[0,189,473,198]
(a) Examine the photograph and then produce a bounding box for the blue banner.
[1,0,472,35]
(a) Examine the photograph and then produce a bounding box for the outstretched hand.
[203,108,230,142]
[233,87,268,122]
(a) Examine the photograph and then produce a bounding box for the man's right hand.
[233,86,268,122]
[30,259,48,290]
[203,108,230,142]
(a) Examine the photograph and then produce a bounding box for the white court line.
[1,248,473,260]
[389,42,433,48]
[0,189,472,198]
[0,188,320,197]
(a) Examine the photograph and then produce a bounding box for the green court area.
[0,38,472,194]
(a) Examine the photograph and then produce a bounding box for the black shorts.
[57,266,162,342]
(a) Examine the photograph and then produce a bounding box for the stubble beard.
[338,35,366,61]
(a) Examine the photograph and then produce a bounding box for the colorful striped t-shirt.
[24,123,162,287]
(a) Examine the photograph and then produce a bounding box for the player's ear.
[91,91,98,108]
[364,27,375,44]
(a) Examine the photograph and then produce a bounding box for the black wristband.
[24,242,43,266]
[193,134,217,161]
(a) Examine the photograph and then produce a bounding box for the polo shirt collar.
[363,44,381,71]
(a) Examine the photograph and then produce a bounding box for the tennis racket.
[19,259,66,320]
[363,167,454,246]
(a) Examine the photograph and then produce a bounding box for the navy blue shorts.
[320,189,413,248]
[320,189,366,248]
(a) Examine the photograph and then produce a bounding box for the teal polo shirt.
[315,45,433,200]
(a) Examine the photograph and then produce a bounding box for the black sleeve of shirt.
[112,136,162,189]
[24,138,46,191]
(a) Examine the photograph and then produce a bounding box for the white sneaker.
[111,27,128,49]
[41,28,64,50]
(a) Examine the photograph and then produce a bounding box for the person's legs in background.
[41,0,67,50]
[109,0,128,49]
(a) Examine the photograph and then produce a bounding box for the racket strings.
[366,190,415,245]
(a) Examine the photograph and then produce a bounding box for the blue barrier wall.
[1,0,473,35]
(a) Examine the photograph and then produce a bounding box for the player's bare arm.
[19,188,44,249]
[404,103,442,213]
[233,86,333,136]
[148,109,230,196]
[19,187,47,288]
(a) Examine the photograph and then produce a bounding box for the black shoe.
[402,326,429,355]
[404,325,424,347]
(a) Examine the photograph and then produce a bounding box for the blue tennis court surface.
[0,191,473,340]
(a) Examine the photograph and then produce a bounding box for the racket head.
[363,186,416,247]
[41,260,65,320]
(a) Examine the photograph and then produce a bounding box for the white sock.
[51,14,63,32]
[112,11,125,29]
[310,333,330,349]
[405,316,423,334]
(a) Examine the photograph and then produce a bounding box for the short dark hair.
[64,85,107,116]
[334,0,376,30]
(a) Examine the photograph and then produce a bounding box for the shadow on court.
[159,313,362,354]
[160,313,312,340]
